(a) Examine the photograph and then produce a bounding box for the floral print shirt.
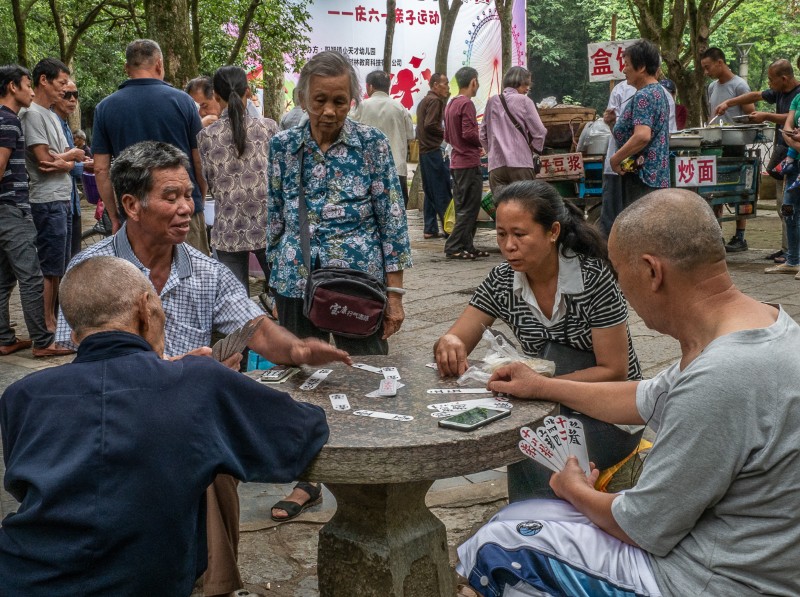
[267,118,412,298]
[197,113,278,252]
[613,83,670,188]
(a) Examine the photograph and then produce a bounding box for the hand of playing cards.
[211,318,264,363]
[518,415,590,476]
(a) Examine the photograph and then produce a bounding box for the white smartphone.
[437,407,511,431]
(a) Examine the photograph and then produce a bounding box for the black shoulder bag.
[498,92,542,174]
[297,147,387,338]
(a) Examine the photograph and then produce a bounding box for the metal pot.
[684,126,722,145]
[721,125,760,146]
[669,134,702,149]
[583,135,609,155]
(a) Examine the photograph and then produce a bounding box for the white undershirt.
[512,251,584,327]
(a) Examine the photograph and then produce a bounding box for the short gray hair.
[73,129,86,140]
[61,256,154,339]
[613,189,725,270]
[297,51,361,108]
[126,39,162,70]
[110,141,190,218]
[503,66,532,89]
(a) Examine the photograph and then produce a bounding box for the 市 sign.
[587,39,637,82]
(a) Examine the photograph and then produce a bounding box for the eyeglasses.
[62,91,79,100]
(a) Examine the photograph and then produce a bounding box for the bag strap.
[498,92,535,150]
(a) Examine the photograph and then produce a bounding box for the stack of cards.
[352,363,407,397]
[518,415,590,475]
[211,318,263,362]
[427,397,513,418]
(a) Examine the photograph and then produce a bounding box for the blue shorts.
[31,201,72,277]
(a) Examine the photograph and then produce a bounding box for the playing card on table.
[329,393,351,411]
[352,409,413,421]
[426,388,492,395]
[378,378,397,397]
[427,397,512,413]
[567,418,591,475]
[364,381,405,398]
[381,366,401,380]
[352,363,383,374]
[211,317,263,362]
[299,368,333,390]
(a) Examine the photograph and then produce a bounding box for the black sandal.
[471,249,490,257]
[446,251,476,260]
[270,482,323,522]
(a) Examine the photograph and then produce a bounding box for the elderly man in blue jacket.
[0,255,330,596]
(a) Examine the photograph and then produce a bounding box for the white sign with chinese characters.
[537,153,584,180]
[674,156,718,187]
[587,39,637,82]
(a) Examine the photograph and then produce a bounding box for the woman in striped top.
[434,180,642,501]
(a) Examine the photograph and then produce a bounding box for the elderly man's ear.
[136,291,166,357]
[120,193,141,222]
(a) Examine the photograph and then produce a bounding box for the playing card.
[425,362,438,370]
[426,388,493,395]
[329,393,351,411]
[211,318,263,362]
[534,425,566,469]
[544,415,570,464]
[352,409,413,421]
[521,429,564,471]
[378,378,397,397]
[427,398,513,412]
[567,418,591,475]
[364,381,405,397]
[352,363,383,374]
[518,440,561,473]
[381,367,401,380]
[299,368,333,390]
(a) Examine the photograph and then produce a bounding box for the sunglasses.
[62,91,79,100]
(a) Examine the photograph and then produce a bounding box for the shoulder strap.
[498,92,534,148]
[296,148,312,272]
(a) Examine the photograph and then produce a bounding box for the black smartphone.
[437,407,511,431]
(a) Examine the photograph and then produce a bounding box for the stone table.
[275,353,556,597]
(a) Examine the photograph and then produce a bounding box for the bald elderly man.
[457,189,800,596]
[0,256,329,596]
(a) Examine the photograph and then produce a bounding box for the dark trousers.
[488,166,537,197]
[0,204,55,348]
[275,295,388,356]
[419,150,451,235]
[216,248,270,297]
[399,175,409,208]
[444,167,483,254]
[599,173,653,237]
[508,413,644,502]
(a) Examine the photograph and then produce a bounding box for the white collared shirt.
[512,251,584,327]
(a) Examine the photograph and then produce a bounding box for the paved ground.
[0,200,793,596]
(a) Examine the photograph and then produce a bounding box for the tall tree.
[383,0,397,73]
[47,0,111,66]
[144,0,197,87]
[494,0,514,78]
[435,0,462,74]
[11,0,29,66]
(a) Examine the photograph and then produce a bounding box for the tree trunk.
[190,0,201,68]
[11,0,27,66]
[383,0,397,73]
[228,0,262,64]
[495,0,514,76]
[435,0,462,75]
[261,64,283,122]
[144,0,197,88]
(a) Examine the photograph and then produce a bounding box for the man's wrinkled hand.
[289,338,352,367]
[549,457,600,500]
[487,361,544,399]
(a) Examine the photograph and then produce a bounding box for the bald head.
[769,59,793,79]
[611,189,725,270]
[60,257,157,340]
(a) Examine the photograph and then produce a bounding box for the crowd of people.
[0,35,799,597]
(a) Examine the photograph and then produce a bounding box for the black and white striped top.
[470,257,641,380]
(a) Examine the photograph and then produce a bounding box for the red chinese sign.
[537,153,584,180]
[675,156,717,187]
[586,40,637,82]
[328,6,440,25]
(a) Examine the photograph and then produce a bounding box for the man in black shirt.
[0,64,69,357]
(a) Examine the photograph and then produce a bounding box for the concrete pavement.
[0,203,794,595]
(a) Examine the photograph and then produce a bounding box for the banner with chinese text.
[587,39,637,82]
[674,156,718,187]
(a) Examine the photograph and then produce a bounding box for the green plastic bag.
[443,199,456,234]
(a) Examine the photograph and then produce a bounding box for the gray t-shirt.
[612,307,800,596]
[707,75,751,125]
[19,102,71,203]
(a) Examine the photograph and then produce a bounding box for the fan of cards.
[518,415,590,475]
[211,318,263,362]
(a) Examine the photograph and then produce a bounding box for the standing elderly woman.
[480,66,547,196]
[267,50,412,520]
[602,39,669,230]
[197,65,278,294]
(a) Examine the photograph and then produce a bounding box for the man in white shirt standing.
[598,80,635,236]
[353,70,414,206]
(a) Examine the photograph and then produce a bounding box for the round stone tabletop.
[259,354,556,484]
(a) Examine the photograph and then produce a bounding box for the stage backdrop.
[282,0,526,120]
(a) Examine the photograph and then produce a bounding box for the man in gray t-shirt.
[457,189,800,597]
